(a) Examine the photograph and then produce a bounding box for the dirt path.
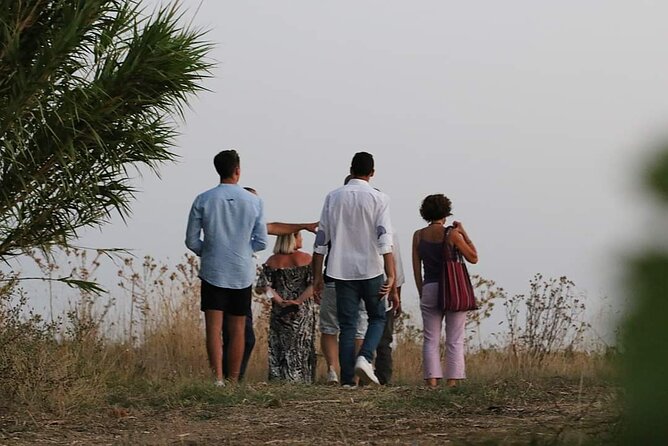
[0,381,620,445]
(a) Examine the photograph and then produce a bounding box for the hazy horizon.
[9,1,668,342]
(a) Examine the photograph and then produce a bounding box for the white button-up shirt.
[314,178,393,281]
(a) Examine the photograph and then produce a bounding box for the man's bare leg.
[321,333,339,380]
[353,339,364,385]
[205,310,224,381]
[224,314,247,382]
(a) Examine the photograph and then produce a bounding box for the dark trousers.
[222,310,255,380]
[375,310,394,385]
[335,276,386,386]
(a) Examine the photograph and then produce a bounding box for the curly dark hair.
[419,194,452,222]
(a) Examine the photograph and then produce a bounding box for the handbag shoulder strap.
[443,225,463,261]
[442,226,452,257]
[443,225,454,245]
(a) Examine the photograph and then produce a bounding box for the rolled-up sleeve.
[251,198,268,252]
[376,195,393,255]
[185,197,203,256]
[313,195,330,255]
[392,235,405,287]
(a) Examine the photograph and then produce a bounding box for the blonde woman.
[257,231,316,383]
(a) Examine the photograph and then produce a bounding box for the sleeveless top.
[418,231,446,284]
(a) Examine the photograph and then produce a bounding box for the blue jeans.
[335,275,386,385]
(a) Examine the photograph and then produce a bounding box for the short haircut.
[350,152,374,177]
[273,232,297,255]
[214,150,240,179]
[419,194,453,222]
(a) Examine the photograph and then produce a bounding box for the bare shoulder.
[295,250,312,267]
[264,255,281,269]
[446,227,464,244]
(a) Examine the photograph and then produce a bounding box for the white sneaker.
[354,356,380,385]
[214,379,225,387]
[326,367,339,384]
[341,384,358,390]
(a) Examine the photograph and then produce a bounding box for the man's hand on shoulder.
[304,222,318,234]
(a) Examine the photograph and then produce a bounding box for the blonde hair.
[273,233,297,255]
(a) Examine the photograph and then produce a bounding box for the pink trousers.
[420,282,467,380]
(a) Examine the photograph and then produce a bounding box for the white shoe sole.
[326,370,339,385]
[354,365,379,386]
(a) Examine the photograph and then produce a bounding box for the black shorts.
[200,280,252,316]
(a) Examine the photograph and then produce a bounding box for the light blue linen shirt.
[185,184,268,289]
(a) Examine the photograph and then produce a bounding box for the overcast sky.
[27,1,668,333]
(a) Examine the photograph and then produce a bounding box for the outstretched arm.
[267,222,318,236]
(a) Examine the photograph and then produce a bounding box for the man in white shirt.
[313,152,395,386]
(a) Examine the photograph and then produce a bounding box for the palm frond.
[0,0,214,260]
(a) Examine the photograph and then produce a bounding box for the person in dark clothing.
[222,309,255,379]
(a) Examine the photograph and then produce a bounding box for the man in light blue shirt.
[185,149,268,385]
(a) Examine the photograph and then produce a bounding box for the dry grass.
[0,252,617,421]
[1,380,620,445]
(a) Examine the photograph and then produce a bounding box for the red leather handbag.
[439,226,477,312]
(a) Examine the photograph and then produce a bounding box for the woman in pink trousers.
[412,194,478,388]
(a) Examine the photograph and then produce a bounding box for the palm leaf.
[0,0,213,263]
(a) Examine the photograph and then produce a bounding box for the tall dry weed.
[502,274,590,368]
[116,255,207,379]
[1,250,612,415]
[0,276,113,413]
